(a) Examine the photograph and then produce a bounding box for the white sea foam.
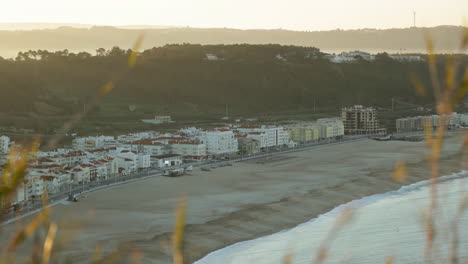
[195,171,468,264]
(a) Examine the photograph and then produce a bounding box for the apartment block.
[341,105,386,135]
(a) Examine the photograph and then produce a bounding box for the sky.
[2,0,468,31]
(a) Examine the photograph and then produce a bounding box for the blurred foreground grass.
[1,30,468,264]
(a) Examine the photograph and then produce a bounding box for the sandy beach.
[2,133,467,263]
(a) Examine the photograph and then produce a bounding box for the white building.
[0,135,10,154]
[246,132,269,148]
[142,115,173,124]
[126,139,167,156]
[236,125,290,148]
[317,118,345,139]
[117,150,151,170]
[11,182,26,205]
[71,164,91,184]
[153,154,183,168]
[205,54,219,61]
[24,176,45,199]
[198,129,238,155]
[170,140,207,159]
[396,113,459,133]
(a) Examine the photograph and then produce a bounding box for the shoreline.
[178,152,468,263]
[196,168,468,263]
[134,134,467,263]
[1,134,466,264]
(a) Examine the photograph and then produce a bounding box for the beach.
[2,133,467,264]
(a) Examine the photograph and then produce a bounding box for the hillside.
[0,44,466,135]
[0,26,466,58]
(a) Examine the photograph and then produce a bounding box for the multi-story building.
[170,140,207,158]
[126,139,167,156]
[396,113,459,133]
[237,136,261,154]
[198,129,238,155]
[288,124,320,143]
[317,118,345,139]
[245,132,269,148]
[341,105,386,135]
[236,125,290,148]
[153,154,183,168]
[125,136,206,160]
[0,135,10,154]
[24,176,45,199]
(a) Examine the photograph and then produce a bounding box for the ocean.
[195,172,468,264]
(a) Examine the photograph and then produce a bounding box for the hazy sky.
[2,0,468,30]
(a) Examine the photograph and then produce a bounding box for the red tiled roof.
[248,132,264,135]
[40,176,55,181]
[169,140,201,145]
[153,137,187,141]
[127,139,163,145]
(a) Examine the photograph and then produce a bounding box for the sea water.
[195,172,468,264]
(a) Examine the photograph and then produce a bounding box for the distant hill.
[0,23,176,31]
[0,25,466,58]
[1,43,467,135]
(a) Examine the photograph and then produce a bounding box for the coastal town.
[1,104,467,213]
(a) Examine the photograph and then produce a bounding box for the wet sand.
[2,133,467,263]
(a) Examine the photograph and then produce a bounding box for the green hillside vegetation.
[0,44,466,135]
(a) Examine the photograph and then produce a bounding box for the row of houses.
[0,142,152,207]
[0,117,345,207]
[396,112,468,133]
[287,118,344,143]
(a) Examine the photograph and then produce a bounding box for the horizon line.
[0,22,466,32]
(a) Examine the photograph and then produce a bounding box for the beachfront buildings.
[236,136,261,154]
[153,154,183,168]
[236,125,290,148]
[0,135,10,154]
[125,136,207,160]
[1,119,356,207]
[170,140,207,159]
[317,118,345,139]
[245,131,269,148]
[198,129,238,155]
[341,105,386,135]
[288,124,320,143]
[395,113,466,133]
[286,119,344,143]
